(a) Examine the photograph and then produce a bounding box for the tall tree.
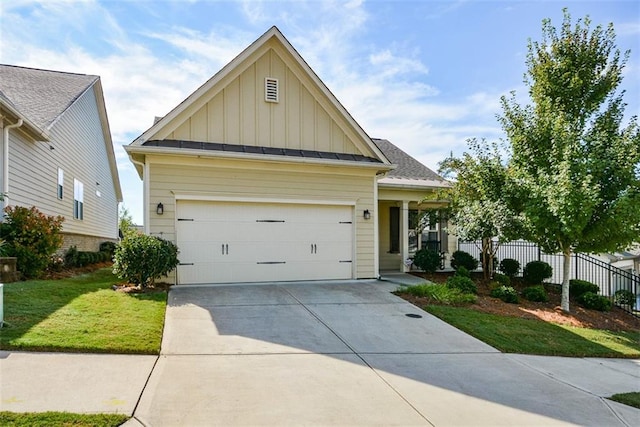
[438,139,523,280]
[500,10,640,312]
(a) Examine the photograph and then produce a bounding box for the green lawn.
[0,268,166,354]
[426,305,640,358]
[609,392,640,409]
[0,411,128,427]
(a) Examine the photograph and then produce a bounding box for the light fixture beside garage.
[363,209,371,220]
[156,203,164,215]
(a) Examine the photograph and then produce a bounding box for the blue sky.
[2,0,639,225]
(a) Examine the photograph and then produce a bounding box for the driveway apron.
[134,281,639,426]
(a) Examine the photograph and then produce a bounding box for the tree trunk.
[561,249,571,312]
[481,237,494,280]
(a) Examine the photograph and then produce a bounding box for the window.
[265,77,279,102]
[73,179,84,220]
[410,210,439,253]
[57,168,64,199]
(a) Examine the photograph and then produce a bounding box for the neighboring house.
[0,64,122,252]
[126,26,450,285]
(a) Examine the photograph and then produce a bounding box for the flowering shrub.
[0,206,64,278]
[113,234,179,288]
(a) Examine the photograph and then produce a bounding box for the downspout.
[2,118,23,211]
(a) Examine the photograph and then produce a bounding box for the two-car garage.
[176,200,355,284]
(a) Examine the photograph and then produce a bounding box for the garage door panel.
[176,201,354,284]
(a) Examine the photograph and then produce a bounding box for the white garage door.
[176,201,354,284]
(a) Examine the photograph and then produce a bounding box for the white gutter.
[2,118,23,210]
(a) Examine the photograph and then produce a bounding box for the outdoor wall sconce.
[156,202,164,215]
[363,209,371,220]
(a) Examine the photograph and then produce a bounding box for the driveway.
[134,280,640,426]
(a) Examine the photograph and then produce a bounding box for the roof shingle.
[372,138,446,182]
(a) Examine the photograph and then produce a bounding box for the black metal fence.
[458,240,639,316]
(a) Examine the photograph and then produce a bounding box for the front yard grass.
[0,411,128,427]
[0,268,166,354]
[608,392,640,409]
[426,305,640,358]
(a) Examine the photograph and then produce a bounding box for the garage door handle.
[311,244,317,254]
[221,244,229,255]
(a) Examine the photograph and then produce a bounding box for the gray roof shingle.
[372,138,446,182]
[0,64,98,131]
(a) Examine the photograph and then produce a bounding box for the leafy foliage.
[450,250,479,271]
[412,248,441,273]
[0,206,64,279]
[491,285,520,304]
[569,279,600,299]
[64,246,110,268]
[522,285,549,302]
[99,241,117,257]
[499,258,521,278]
[614,290,635,307]
[493,273,510,287]
[523,261,553,285]
[577,292,612,312]
[454,266,471,278]
[402,284,477,305]
[113,234,179,287]
[499,10,640,311]
[446,275,478,294]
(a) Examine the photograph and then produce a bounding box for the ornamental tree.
[500,10,640,312]
[438,139,523,280]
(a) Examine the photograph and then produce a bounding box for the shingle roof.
[372,138,446,182]
[143,140,382,163]
[0,64,98,131]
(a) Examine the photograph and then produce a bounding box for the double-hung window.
[73,179,84,220]
[57,168,64,199]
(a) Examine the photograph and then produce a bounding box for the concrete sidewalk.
[1,278,638,426]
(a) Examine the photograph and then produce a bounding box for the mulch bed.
[407,272,640,333]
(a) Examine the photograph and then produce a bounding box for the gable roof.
[373,138,449,188]
[128,26,391,168]
[0,64,122,202]
[0,64,98,135]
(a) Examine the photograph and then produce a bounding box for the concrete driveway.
[134,280,640,426]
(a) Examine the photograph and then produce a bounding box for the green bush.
[64,246,108,267]
[578,292,612,312]
[403,284,477,305]
[522,285,549,302]
[99,241,117,256]
[451,250,479,271]
[455,266,471,278]
[491,285,519,304]
[614,290,635,307]
[499,258,520,277]
[493,273,510,287]
[569,279,600,299]
[412,248,441,273]
[113,234,179,287]
[0,206,64,279]
[446,275,477,294]
[523,261,553,285]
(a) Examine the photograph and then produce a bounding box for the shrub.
[446,275,477,294]
[523,261,553,285]
[450,250,479,271]
[499,258,520,278]
[0,206,64,279]
[493,273,510,287]
[412,248,441,273]
[491,285,519,303]
[99,241,117,256]
[578,292,612,312]
[614,290,635,307]
[455,266,471,278]
[522,285,549,302]
[403,284,476,305]
[569,279,600,299]
[113,234,179,287]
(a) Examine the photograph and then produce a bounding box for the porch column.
[401,200,409,272]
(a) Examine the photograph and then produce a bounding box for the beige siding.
[158,42,377,158]
[146,154,377,281]
[7,87,119,240]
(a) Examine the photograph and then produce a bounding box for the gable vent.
[265,77,279,102]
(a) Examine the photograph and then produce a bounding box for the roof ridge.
[0,63,99,79]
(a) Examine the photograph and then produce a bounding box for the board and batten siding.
[7,86,119,241]
[145,154,377,280]
[150,41,375,158]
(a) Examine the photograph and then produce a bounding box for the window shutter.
[265,78,279,102]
